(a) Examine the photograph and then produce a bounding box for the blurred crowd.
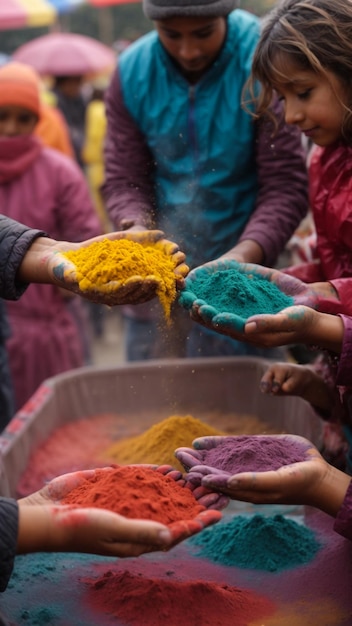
[0,3,316,423]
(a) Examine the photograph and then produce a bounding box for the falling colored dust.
[84,569,275,626]
[16,410,273,496]
[189,514,321,571]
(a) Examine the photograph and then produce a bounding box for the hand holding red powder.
[16,468,178,557]
[18,466,222,556]
[176,434,352,519]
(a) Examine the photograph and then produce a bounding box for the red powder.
[85,570,275,626]
[61,466,205,523]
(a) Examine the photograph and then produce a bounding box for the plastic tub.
[2,358,352,626]
[0,356,322,498]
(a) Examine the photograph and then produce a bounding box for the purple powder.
[200,436,311,473]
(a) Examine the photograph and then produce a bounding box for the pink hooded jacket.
[285,142,352,314]
[0,140,101,409]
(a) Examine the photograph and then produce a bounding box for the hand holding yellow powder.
[61,230,189,317]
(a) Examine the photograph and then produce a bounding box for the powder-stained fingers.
[188,465,230,478]
[174,447,205,470]
[201,458,324,505]
[196,492,230,510]
[201,473,245,495]
[121,229,165,244]
[93,276,161,305]
[169,249,186,264]
[212,312,247,334]
[174,262,190,281]
[52,256,80,289]
[167,510,222,547]
[155,465,184,481]
[182,471,205,485]
[186,467,230,489]
[182,482,229,510]
[192,436,236,451]
[154,238,180,255]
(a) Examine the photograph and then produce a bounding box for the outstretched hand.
[179,260,343,343]
[17,465,222,556]
[176,435,351,518]
[179,261,321,334]
[26,230,189,306]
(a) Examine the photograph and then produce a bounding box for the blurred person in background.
[82,75,113,338]
[52,74,87,169]
[103,0,308,362]
[35,100,75,159]
[0,62,102,413]
[82,75,112,234]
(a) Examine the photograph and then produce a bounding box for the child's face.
[155,16,227,82]
[272,56,347,147]
[0,106,38,137]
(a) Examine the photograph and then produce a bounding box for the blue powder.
[180,268,294,317]
[20,607,60,624]
[189,514,321,572]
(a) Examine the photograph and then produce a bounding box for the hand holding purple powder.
[175,434,315,493]
[176,434,312,474]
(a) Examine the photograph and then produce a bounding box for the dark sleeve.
[0,214,46,300]
[239,97,309,267]
[0,497,18,592]
[102,70,156,230]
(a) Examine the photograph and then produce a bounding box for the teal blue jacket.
[104,10,308,268]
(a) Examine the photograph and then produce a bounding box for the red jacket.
[286,142,352,314]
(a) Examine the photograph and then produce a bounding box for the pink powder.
[16,414,118,497]
[199,436,311,472]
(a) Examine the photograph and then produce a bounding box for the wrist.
[312,282,339,300]
[301,369,334,412]
[309,313,344,353]
[17,237,56,284]
[17,505,68,554]
[309,464,351,517]
[223,240,264,265]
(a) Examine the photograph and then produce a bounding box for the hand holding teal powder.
[178,261,326,335]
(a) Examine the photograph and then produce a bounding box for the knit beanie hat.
[0,62,41,116]
[143,0,238,20]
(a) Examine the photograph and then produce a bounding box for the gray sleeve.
[0,215,46,300]
[102,70,156,230]
[239,97,309,267]
[0,498,18,592]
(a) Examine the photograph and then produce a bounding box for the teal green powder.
[189,514,321,572]
[184,269,294,317]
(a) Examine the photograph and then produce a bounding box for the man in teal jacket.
[103,0,308,360]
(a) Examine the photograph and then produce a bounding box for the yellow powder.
[63,238,179,320]
[102,415,225,472]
